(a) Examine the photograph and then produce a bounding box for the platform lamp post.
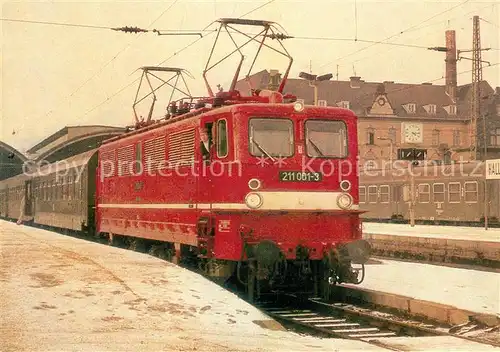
[299,72,333,106]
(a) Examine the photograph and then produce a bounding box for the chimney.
[445,30,457,102]
[350,76,361,88]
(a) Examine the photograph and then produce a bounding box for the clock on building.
[402,122,423,144]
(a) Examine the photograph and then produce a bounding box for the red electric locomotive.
[96,18,370,301]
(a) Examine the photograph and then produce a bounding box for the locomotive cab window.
[305,120,347,158]
[216,119,228,158]
[249,118,293,157]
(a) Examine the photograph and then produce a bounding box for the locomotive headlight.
[337,193,353,210]
[248,178,261,190]
[245,192,263,209]
[340,180,351,191]
[293,100,305,112]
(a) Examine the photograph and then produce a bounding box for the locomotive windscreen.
[249,118,293,157]
[305,120,347,158]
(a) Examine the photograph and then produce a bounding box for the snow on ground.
[363,222,500,242]
[0,220,386,352]
[344,258,500,316]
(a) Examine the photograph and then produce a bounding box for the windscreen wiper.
[308,138,324,157]
[251,138,275,161]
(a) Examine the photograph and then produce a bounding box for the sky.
[1,0,499,153]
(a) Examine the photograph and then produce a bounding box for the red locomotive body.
[95,18,370,300]
[96,101,369,299]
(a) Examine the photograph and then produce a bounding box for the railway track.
[254,294,500,350]
[9,220,500,350]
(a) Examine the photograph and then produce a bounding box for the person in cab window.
[200,127,212,162]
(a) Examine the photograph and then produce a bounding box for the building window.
[340,101,350,109]
[428,104,436,114]
[367,128,375,145]
[359,186,366,203]
[365,160,377,170]
[453,130,460,146]
[490,128,500,146]
[432,129,440,147]
[368,186,378,203]
[406,103,416,114]
[449,105,456,115]
[317,100,327,107]
[379,185,390,203]
[388,127,396,142]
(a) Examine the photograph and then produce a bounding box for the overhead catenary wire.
[344,3,499,68]
[19,0,182,131]
[317,0,472,69]
[77,0,277,122]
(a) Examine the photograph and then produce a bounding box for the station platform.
[342,257,499,326]
[362,222,500,267]
[1,219,498,351]
[0,220,385,352]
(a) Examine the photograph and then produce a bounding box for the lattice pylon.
[469,15,482,160]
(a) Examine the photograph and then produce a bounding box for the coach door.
[24,180,33,216]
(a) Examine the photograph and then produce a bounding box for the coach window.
[305,120,347,158]
[448,182,461,203]
[217,119,228,158]
[392,185,401,202]
[433,183,445,202]
[368,185,378,203]
[379,185,390,203]
[464,181,478,203]
[359,186,366,203]
[62,177,67,200]
[418,184,430,203]
[249,118,293,157]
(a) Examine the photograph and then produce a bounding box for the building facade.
[236,31,500,169]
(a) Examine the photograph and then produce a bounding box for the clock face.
[403,123,423,143]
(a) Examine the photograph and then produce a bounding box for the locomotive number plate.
[279,171,322,182]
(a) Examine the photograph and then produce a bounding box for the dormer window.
[317,99,327,107]
[337,101,350,109]
[427,104,436,114]
[404,103,416,114]
[444,105,456,115]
